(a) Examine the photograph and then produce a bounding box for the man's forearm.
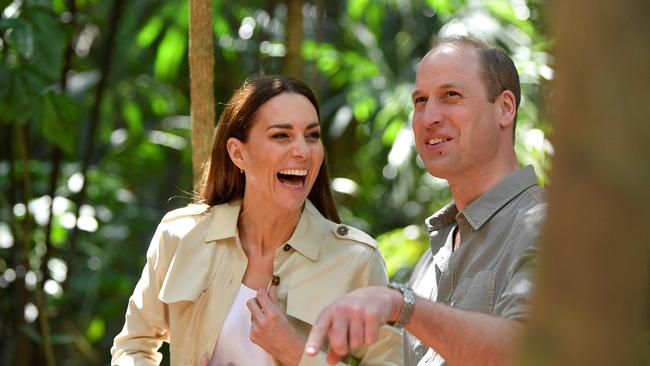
[405,297,523,366]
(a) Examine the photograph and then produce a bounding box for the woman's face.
[230,92,324,212]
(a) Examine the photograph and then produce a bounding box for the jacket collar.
[203,200,321,261]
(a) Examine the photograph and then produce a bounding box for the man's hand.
[247,286,304,366]
[304,286,403,365]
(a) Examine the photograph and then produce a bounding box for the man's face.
[411,44,504,180]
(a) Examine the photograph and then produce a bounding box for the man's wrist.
[387,282,415,328]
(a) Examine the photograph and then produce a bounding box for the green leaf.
[154,27,187,81]
[377,227,428,278]
[85,317,105,342]
[26,7,66,79]
[137,16,164,48]
[347,0,370,20]
[213,16,231,36]
[486,0,535,37]
[122,101,144,136]
[382,119,403,146]
[36,91,82,155]
[5,70,46,123]
[5,18,35,59]
[425,0,454,17]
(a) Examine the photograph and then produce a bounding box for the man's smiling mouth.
[427,138,451,146]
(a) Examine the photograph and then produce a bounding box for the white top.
[209,284,274,366]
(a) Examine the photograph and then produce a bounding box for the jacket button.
[271,275,280,286]
[283,243,291,251]
[336,224,349,236]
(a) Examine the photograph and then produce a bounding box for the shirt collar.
[425,165,539,231]
[203,199,321,261]
[461,165,539,230]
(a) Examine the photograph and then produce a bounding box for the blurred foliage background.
[0,0,552,364]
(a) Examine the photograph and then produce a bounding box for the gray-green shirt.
[404,165,546,366]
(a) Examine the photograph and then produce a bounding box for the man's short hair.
[430,35,521,137]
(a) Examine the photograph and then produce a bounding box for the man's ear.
[497,90,517,129]
[226,137,246,171]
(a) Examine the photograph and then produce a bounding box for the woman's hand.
[247,286,304,366]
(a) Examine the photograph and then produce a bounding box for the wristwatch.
[387,282,415,328]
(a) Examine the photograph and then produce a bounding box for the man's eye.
[414,96,427,104]
[445,91,461,98]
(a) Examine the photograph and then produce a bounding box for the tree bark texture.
[283,0,303,79]
[189,0,216,194]
[520,1,650,365]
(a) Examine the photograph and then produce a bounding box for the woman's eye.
[307,131,321,140]
[271,132,289,139]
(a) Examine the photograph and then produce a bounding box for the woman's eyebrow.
[266,122,320,131]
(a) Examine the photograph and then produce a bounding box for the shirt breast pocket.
[454,270,496,314]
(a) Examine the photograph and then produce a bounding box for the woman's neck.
[237,197,302,257]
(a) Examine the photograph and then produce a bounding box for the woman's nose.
[290,138,310,159]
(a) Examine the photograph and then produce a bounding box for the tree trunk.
[283,0,303,79]
[189,0,216,194]
[519,0,650,365]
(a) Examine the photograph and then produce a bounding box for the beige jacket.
[111,200,403,365]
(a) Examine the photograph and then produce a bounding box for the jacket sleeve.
[111,224,171,366]
[297,250,404,366]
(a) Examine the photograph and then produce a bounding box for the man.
[305,36,546,366]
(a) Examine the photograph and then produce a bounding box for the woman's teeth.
[278,169,307,176]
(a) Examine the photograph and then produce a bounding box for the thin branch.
[65,0,125,286]
[15,125,56,366]
[41,0,77,286]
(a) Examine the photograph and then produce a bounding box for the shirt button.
[271,275,281,286]
[336,224,349,236]
[283,243,291,251]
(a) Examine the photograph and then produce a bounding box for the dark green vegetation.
[0,0,550,364]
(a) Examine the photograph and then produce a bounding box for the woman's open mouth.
[277,169,308,188]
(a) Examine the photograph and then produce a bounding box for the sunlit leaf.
[122,101,144,136]
[347,0,370,20]
[377,227,428,279]
[85,317,105,342]
[486,0,535,37]
[214,16,230,36]
[382,119,403,146]
[154,27,187,81]
[137,16,164,48]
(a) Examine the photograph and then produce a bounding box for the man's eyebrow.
[266,122,320,131]
[411,82,463,98]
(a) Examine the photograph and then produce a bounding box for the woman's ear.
[226,137,246,171]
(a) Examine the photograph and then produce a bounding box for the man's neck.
[448,157,519,211]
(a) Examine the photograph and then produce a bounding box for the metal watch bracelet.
[388,282,415,328]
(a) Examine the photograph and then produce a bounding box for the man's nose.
[421,100,442,127]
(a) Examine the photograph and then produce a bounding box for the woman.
[111,76,402,365]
